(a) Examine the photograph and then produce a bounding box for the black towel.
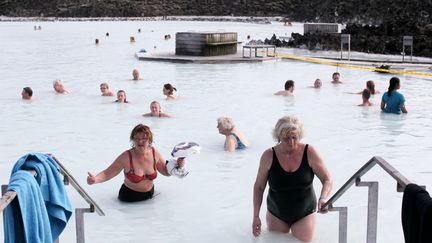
[402,183,432,243]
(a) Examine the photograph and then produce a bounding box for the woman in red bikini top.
[87,124,185,202]
[124,148,158,182]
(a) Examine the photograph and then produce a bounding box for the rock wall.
[2,0,432,57]
[1,0,430,25]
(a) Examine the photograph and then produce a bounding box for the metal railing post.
[329,206,348,243]
[76,208,92,243]
[356,178,379,243]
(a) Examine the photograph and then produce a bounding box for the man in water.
[132,69,143,80]
[331,72,343,84]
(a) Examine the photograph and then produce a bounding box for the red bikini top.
[125,148,157,183]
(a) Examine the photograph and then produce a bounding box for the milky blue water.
[1,20,432,243]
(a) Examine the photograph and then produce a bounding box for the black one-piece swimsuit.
[267,144,317,225]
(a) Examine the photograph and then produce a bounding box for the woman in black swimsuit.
[252,116,332,242]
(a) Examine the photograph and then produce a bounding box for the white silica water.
[1,20,432,243]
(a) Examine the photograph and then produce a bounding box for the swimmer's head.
[53,80,66,93]
[22,87,33,100]
[117,90,127,102]
[284,80,295,91]
[163,83,177,95]
[217,117,235,134]
[130,124,153,145]
[132,69,140,80]
[314,79,322,88]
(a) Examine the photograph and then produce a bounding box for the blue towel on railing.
[4,170,52,243]
[11,153,73,241]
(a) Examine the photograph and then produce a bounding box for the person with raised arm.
[87,124,184,202]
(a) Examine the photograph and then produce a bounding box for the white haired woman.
[53,79,69,94]
[217,117,249,152]
[252,116,332,242]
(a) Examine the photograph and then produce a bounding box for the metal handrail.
[1,155,104,243]
[321,156,411,211]
[320,156,417,243]
[0,170,37,211]
[52,156,104,216]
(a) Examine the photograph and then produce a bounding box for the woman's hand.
[252,216,261,236]
[318,197,328,213]
[87,171,96,185]
[177,157,185,168]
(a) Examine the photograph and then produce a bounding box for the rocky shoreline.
[2,0,431,58]
[264,22,432,58]
[0,15,279,23]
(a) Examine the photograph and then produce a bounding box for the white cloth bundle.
[166,142,201,178]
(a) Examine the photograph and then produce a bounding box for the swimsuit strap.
[300,144,309,168]
[127,150,134,172]
[229,132,241,144]
[271,147,276,160]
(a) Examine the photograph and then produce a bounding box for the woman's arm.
[400,104,408,113]
[87,152,126,185]
[154,148,171,176]
[307,145,332,212]
[252,149,272,236]
[380,100,385,111]
[225,135,236,152]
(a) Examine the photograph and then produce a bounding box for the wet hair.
[163,83,177,95]
[366,80,376,94]
[284,80,295,90]
[150,100,160,108]
[332,72,340,78]
[100,83,109,89]
[362,89,371,100]
[314,79,322,88]
[23,87,33,96]
[53,79,62,88]
[387,77,400,97]
[117,90,127,102]
[217,117,235,132]
[130,124,153,144]
[272,116,304,142]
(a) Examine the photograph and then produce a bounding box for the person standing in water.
[381,77,407,114]
[252,116,332,242]
[87,124,184,202]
